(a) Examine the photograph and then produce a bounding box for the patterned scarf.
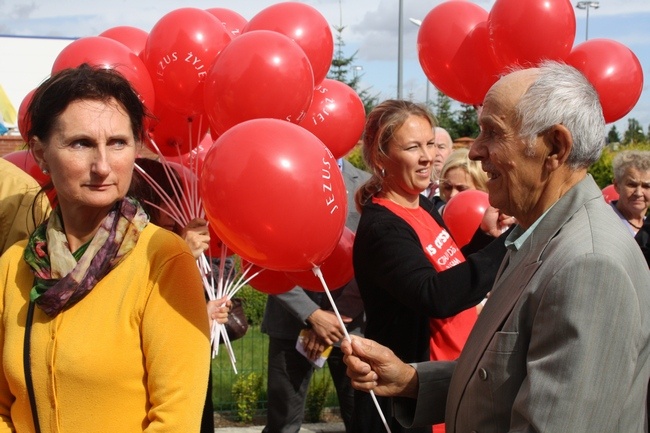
[24,197,149,317]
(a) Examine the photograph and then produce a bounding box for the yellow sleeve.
[0,248,18,432]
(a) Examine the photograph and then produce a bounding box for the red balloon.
[2,150,50,186]
[207,223,235,259]
[243,2,333,85]
[285,227,355,292]
[241,260,296,295]
[417,2,503,105]
[205,7,248,38]
[601,184,619,204]
[567,39,644,124]
[17,89,35,142]
[204,30,314,136]
[299,79,366,159]
[99,26,148,56]
[166,132,212,176]
[488,0,575,67]
[442,190,490,248]
[142,7,232,117]
[200,118,347,272]
[147,104,209,157]
[51,36,155,114]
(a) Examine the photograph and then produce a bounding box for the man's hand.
[301,329,329,360]
[306,309,351,345]
[341,336,419,399]
[480,206,517,237]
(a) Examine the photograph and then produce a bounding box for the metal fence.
[210,326,337,416]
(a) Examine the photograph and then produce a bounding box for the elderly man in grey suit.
[341,61,650,432]
[262,158,370,433]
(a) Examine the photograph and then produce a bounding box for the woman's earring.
[380,168,386,177]
[42,168,49,175]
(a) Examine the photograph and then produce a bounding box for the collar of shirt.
[504,203,557,252]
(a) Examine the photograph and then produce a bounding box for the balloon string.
[312,266,392,433]
[143,133,238,372]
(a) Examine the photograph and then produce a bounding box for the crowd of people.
[0,60,648,433]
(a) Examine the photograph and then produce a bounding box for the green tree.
[431,90,456,133]
[623,118,646,145]
[454,103,480,138]
[588,147,615,189]
[607,125,621,144]
[328,25,378,114]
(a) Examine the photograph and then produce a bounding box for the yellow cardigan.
[0,224,211,433]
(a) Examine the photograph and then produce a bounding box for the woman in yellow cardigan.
[0,64,211,432]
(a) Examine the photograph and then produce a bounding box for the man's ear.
[544,124,572,171]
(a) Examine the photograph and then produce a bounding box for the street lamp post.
[397,0,404,99]
[575,1,600,41]
[408,17,431,106]
[352,65,363,80]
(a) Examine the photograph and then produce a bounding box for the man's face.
[432,129,452,178]
[469,70,549,224]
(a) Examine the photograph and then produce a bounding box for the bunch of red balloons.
[417,0,643,124]
[13,2,368,296]
[17,3,366,161]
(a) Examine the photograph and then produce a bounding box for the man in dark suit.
[342,61,650,432]
[261,159,370,433]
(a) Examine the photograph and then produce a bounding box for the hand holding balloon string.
[311,266,393,433]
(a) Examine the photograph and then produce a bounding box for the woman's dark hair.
[26,63,148,143]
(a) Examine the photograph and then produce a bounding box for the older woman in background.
[0,65,210,432]
[610,150,650,236]
[611,150,650,273]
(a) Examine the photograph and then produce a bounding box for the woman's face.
[440,166,477,201]
[615,167,650,217]
[33,98,138,216]
[381,115,435,201]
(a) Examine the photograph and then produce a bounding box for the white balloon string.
[167,145,194,223]
[312,266,392,433]
[185,116,200,218]
[144,137,194,224]
[142,136,239,371]
[192,116,204,218]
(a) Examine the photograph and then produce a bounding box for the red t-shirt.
[375,198,477,433]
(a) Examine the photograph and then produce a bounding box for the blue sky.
[0,0,648,136]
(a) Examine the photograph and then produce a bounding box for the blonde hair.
[440,148,488,196]
[355,99,435,211]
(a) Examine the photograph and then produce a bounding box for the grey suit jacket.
[261,160,370,340]
[396,175,650,432]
